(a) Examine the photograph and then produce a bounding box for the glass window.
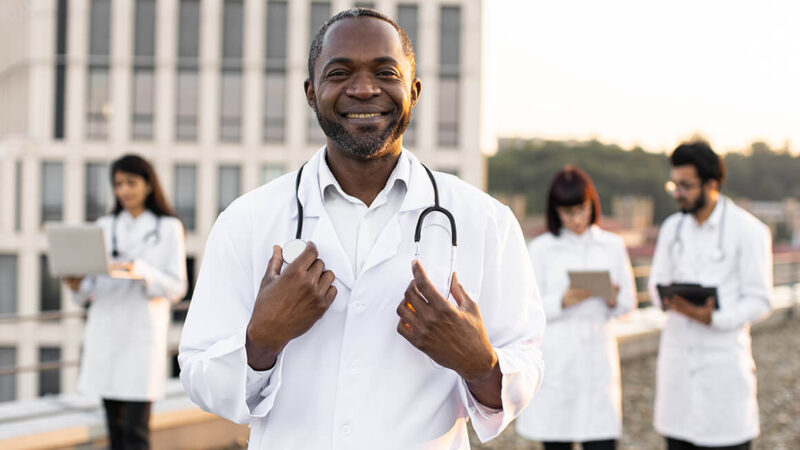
[220,71,242,142]
[54,0,68,139]
[439,6,460,76]
[177,0,200,141]
[437,77,459,147]
[0,347,16,402]
[0,255,18,316]
[133,0,156,59]
[85,163,110,222]
[132,69,155,140]
[264,1,287,142]
[88,0,111,58]
[176,70,198,141]
[263,73,286,142]
[174,165,197,231]
[221,0,244,63]
[87,0,111,140]
[14,161,22,231]
[438,6,460,148]
[265,1,288,68]
[40,255,61,315]
[261,164,285,184]
[41,162,64,224]
[178,0,200,60]
[218,165,241,214]
[38,347,61,397]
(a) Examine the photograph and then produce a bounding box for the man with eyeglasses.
[647,140,773,450]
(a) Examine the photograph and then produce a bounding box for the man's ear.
[304,79,316,110]
[706,178,720,193]
[410,78,421,108]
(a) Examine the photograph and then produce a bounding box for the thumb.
[449,272,472,310]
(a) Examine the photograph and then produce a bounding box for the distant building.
[0,0,482,402]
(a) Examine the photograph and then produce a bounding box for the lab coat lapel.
[360,213,403,276]
[360,151,435,276]
[309,212,355,290]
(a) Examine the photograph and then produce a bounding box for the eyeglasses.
[664,180,701,195]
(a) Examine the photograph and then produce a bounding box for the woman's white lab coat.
[516,226,636,442]
[73,210,187,401]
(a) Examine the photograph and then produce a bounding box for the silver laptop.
[45,224,141,279]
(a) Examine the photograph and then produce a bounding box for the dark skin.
[247,17,503,409]
[663,165,719,325]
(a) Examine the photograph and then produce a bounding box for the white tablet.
[568,270,615,299]
[45,224,141,279]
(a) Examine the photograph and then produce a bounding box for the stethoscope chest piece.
[282,239,306,264]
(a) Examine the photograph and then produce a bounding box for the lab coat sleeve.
[711,222,773,330]
[647,219,674,310]
[130,219,188,302]
[609,237,637,317]
[179,209,283,424]
[458,205,546,443]
[528,238,567,321]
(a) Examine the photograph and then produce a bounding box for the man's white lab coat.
[516,226,636,442]
[648,196,773,446]
[178,148,546,449]
[73,210,188,400]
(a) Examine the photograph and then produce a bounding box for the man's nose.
[345,73,380,99]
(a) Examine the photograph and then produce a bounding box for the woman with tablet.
[516,166,636,450]
[62,154,187,449]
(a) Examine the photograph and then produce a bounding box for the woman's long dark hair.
[546,165,601,236]
[110,154,177,218]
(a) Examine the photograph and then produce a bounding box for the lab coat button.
[352,302,365,310]
[341,424,352,435]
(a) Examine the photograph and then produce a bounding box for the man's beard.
[680,191,707,214]
[315,105,411,159]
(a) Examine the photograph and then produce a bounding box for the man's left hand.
[396,261,502,408]
[664,295,714,325]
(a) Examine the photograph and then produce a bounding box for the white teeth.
[346,113,381,119]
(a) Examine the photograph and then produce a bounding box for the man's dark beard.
[680,190,707,214]
[315,105,411,159]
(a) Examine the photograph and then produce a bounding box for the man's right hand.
[245,242,337,370]
[562,287,592,308]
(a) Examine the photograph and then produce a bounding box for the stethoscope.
[282,160,458,297]
[670,196,727,263]
[111,213,160,258]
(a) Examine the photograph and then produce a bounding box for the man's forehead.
[671,165,699,180]
[319,17,407,64]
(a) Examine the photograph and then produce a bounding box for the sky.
[482,0,800,155]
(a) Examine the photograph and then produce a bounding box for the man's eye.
[378,70,399,77]
[327,70,348,77]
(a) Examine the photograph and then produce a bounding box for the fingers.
[266,245,283,277]
[705,296,715,309]
[396,299,421,330]
[323,284,338,306]
[412,260,448,308]
[396,320,416,343]
[308,259,325,279]
[289,241,319,271]
[404,281,430,315]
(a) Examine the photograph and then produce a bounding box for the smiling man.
[178,8,545,449]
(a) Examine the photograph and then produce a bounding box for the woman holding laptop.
[62,154,187,449]
[515,166,636,450]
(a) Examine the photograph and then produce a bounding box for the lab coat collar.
[703,195,726,229]
[317,147,410,209]
[293,147,433,219]
[560,224,601,243]
[118,209,156,225]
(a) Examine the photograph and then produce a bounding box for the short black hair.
[670,139,726,186]
[546,166,601,236]
[307,8,416,83]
